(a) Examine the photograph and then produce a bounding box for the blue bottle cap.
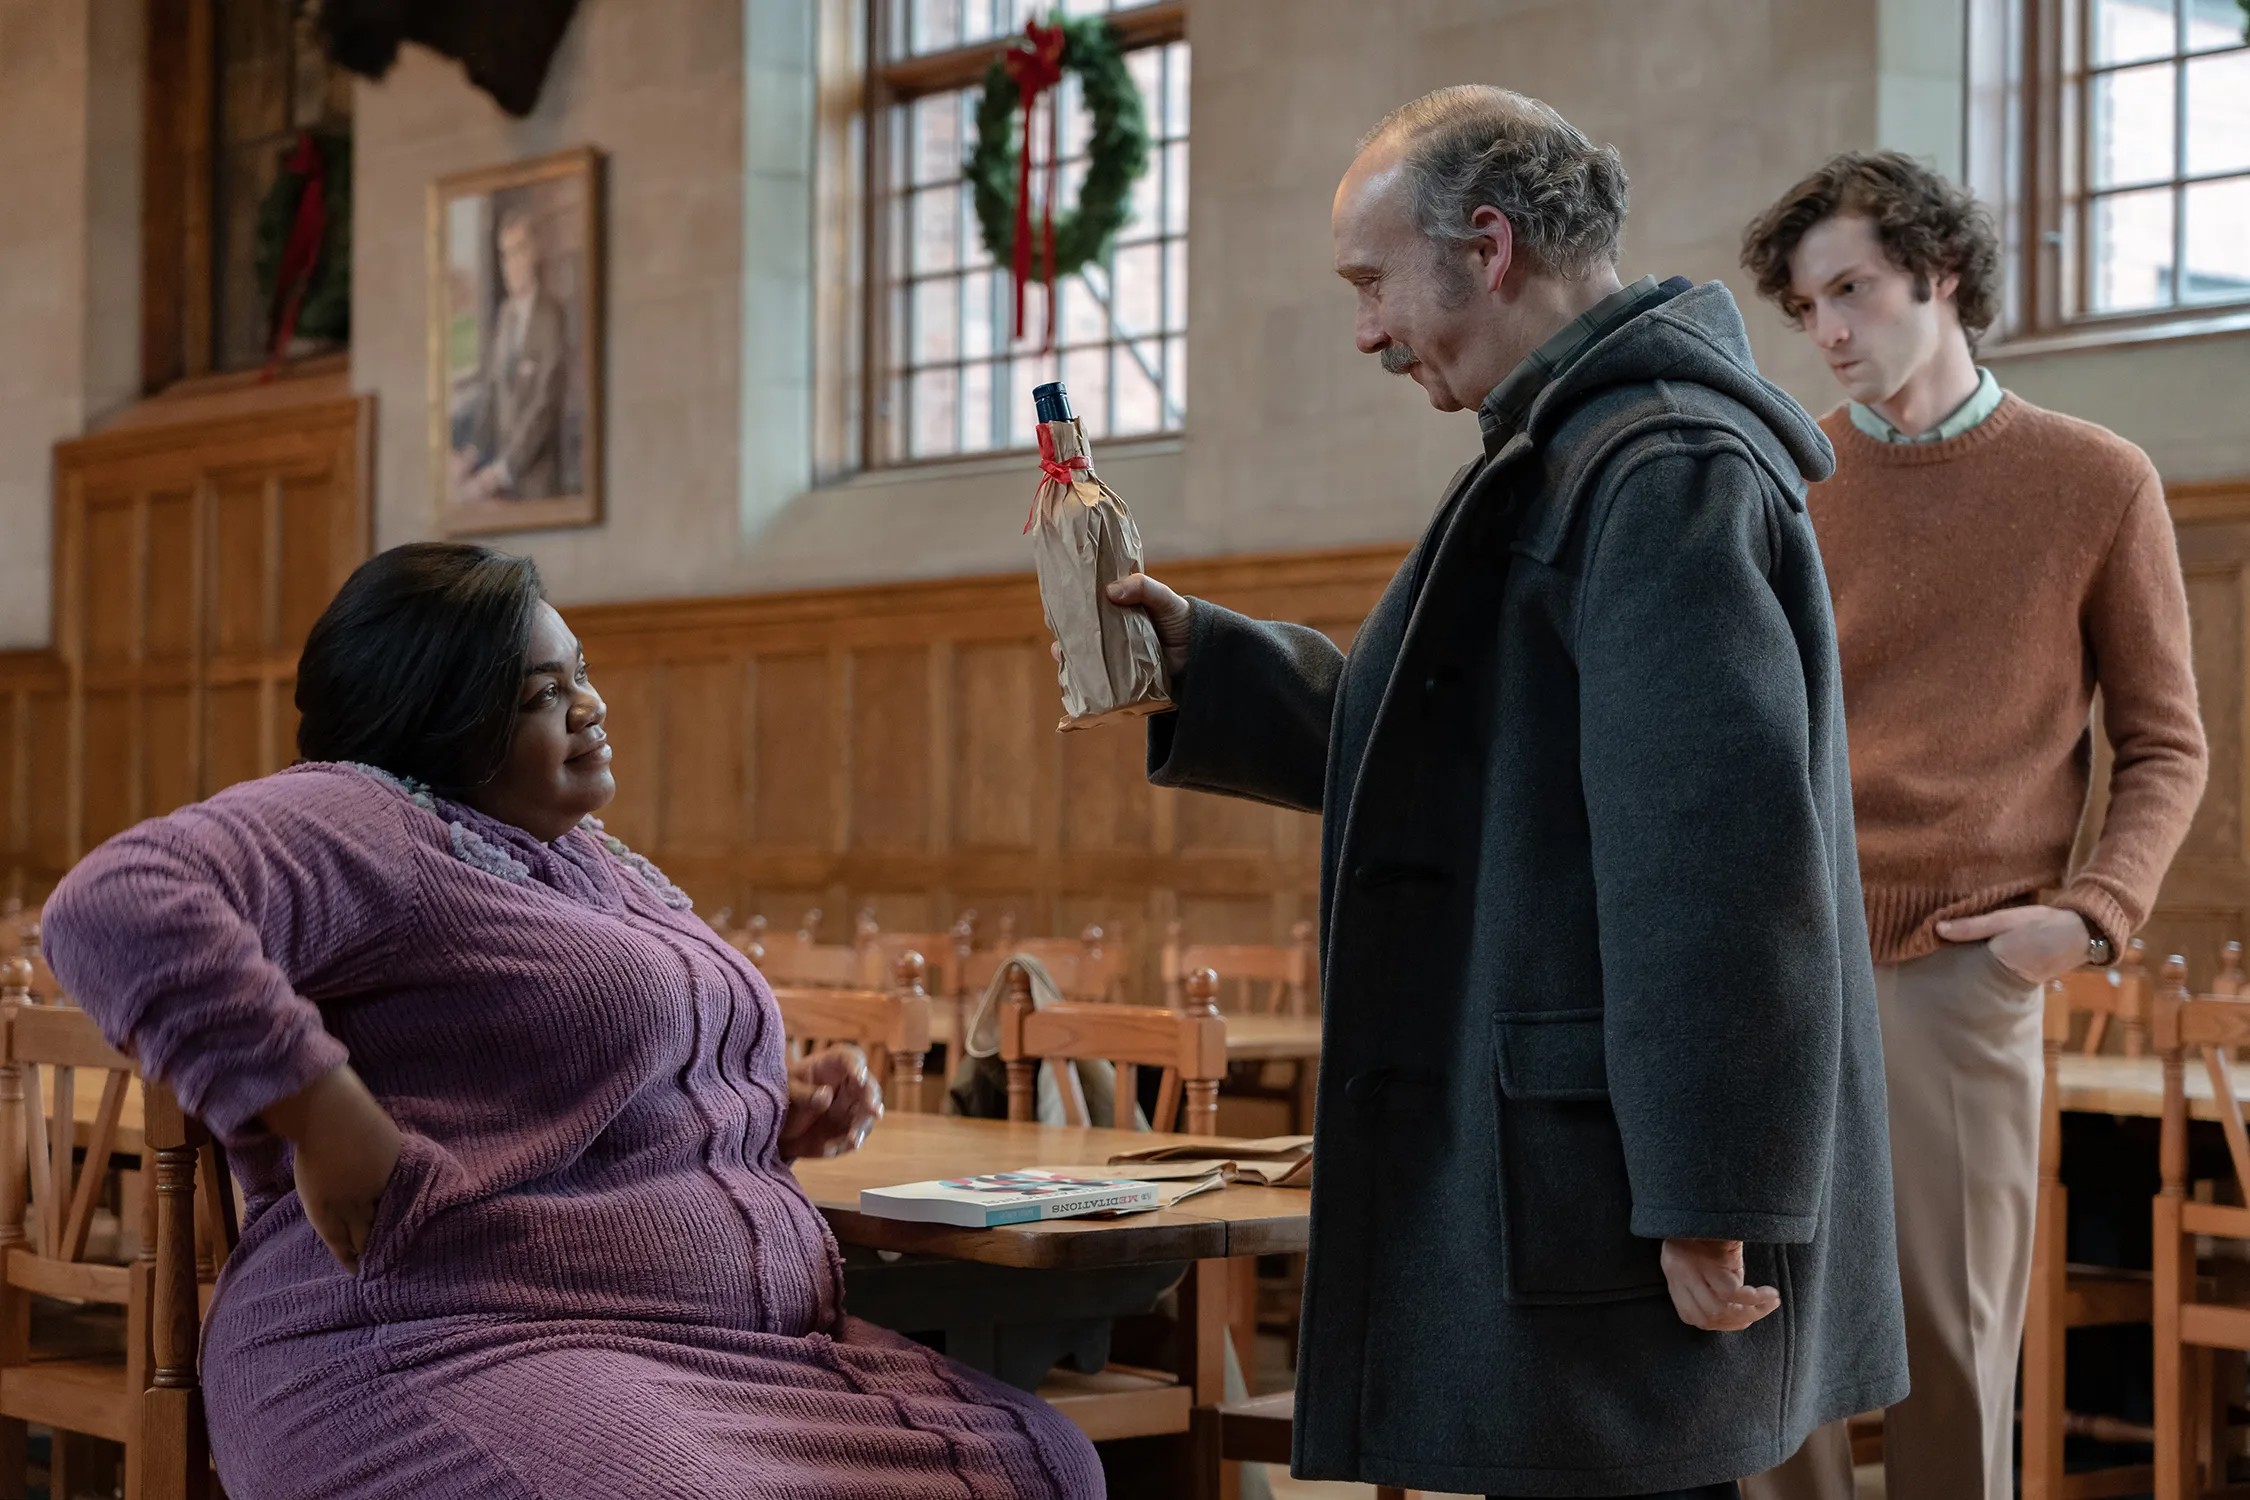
[1032,382,1074,424]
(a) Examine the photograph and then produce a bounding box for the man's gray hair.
[1363,86,1629,281]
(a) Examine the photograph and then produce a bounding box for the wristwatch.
[2087,932,2116,967]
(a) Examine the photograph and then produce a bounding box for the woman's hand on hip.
[781,1047,884,1162]
[264,1064,403,1274]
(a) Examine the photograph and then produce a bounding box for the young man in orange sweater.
[1736,152,2208,1500]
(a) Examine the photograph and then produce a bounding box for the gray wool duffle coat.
[1146,281,1908,1497]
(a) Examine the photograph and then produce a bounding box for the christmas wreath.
[967,15,1150,345]
[254,129,353,357]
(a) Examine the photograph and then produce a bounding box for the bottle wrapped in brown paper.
[1024,382,1172,732]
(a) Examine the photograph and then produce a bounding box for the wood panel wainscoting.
[567,547,1398,1001]
[5,467,2247,999]
[0,651,68,907]
[0,374,373,904]
[569,476,2250,998]
[2107,478,2250,991]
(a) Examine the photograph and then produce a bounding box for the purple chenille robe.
[40,762,1103,1499]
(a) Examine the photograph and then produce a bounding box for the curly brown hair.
[1740,152,2000,348]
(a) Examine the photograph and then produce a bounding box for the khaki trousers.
[1741,941,2045,1500]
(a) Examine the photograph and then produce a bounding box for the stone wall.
[0,0,2243,643]
[0,0,140,647]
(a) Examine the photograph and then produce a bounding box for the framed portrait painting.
[429,146,604,535]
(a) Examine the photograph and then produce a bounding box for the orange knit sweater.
[1810,393,2207,964]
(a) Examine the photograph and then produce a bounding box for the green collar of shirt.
[1848,367,2004,444]
[1477,275,1670,460]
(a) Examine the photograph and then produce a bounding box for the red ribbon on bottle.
[1024,422,1090,534]
[1002,20,1066,351]
[264,130,329,379]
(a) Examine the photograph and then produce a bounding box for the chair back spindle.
[999,965,1225,1134]
[2216,940,2247,999]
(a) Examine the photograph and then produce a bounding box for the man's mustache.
[1380,343,1418,375]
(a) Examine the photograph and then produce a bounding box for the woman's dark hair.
[295,542,545,793]
[1740,151,2001,349]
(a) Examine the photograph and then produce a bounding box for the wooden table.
[1208,1014,1322,1063]
[2058,1053,2241,1120]
[793,1110,1309,1475]
[789,1111,1310,1269]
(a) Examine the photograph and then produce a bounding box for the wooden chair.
[2150,955,2250,1500]
[2216,940,2246,999]
[859,912,977,1035]
[1159,922,1321,1359]
[963,925,1130,1009]
[0,968,230,1500]
[995,967,1229,1448]
[138,1067,227,1500]
[747,909,885,990]
[769,951,932,1112]
[1159,921,1316,1018]
[720,913,766,959]
[2023,961,2161,1500]
[1149,956,1369,1500]
[0,915,56,1007]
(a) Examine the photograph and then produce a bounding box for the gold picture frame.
[428,145,604,536]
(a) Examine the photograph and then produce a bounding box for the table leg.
[1177,1259,1228,1406]
[1177,1259,1241,1500]
[1227,1257,1258,1393]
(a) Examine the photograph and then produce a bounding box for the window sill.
[1985,307,2250,361]
[824,433,1184,491]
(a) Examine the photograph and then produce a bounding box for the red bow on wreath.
[1003,20,1066,351]
[265,130,329,378]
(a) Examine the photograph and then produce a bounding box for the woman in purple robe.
[39,543,1104,1499]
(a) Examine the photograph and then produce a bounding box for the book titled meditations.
[858,1170,1163,1228]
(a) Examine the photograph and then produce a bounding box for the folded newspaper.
[1105,1134,1313,1189]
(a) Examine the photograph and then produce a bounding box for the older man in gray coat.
[1112,88,1908,1498]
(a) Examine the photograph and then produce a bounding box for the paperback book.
[859,1170,1165,1228]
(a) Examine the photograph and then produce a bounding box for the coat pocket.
[1492,1010,1667,1305]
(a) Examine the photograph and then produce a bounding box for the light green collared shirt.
[1848,367,2005,444]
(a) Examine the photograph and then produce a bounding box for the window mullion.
[2170,46,2187,304]
[867,9,1187,465]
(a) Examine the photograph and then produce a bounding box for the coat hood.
[1524,278,1834,493]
